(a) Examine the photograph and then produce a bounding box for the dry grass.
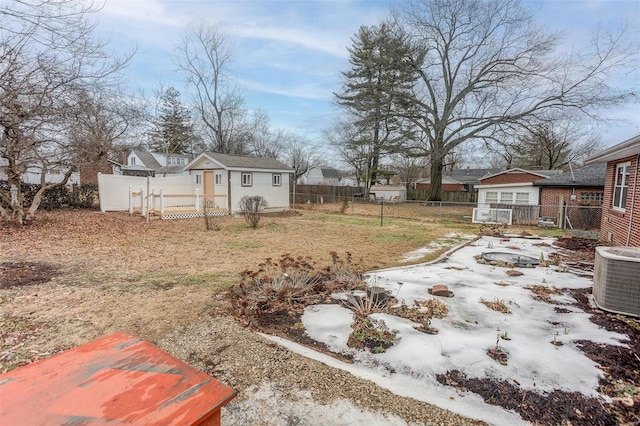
[480,298,512,314]
[0,208,479,370]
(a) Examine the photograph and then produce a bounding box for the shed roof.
[533,163,606,187]
[188,152,293,171]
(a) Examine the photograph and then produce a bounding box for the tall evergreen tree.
[151,87,196,174]
[334,22,422,190]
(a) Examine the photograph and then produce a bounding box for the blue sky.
[96,0,640,149]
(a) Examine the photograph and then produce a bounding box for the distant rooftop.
[534,163,606,187]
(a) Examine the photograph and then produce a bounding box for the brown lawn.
[0,204,560,371]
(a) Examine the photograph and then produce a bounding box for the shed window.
[485,191,498,205]
[215,173,222,185]
[613,162,630,210]
[272,173,281,186]
[500,192,513,204]
[515,192,529,205]
[241,172,252,187]
[195,174,202,185]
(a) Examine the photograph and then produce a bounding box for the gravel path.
[159,315,486,426]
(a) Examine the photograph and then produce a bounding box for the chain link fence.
[291,190,603,233]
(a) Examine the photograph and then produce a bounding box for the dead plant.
[525,285,564,303]
[480,298,512,314]
[347,316,398,353]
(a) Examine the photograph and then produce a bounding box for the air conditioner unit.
[592,246,640,317]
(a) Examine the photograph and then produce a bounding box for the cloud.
[236,78,332,101]
[224,24,349,58]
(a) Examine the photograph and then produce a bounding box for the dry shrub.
[230,253,367,324]
[480,298,511,314]
[347,316,398,353]
[525,285,563,303]
[390,301,441,334]
[416,298,449,319]
[239,195,267,228]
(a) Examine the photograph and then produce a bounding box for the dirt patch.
[0,262,58,289]
[436,370,614,425]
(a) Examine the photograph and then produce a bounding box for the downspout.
[625,154,639,246]
[227,171,232,214]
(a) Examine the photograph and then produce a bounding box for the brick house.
[533,163,606,229]
[414,168,499,192]
[585,134,640,246]
[476,168,562,225]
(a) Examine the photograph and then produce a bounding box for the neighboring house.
[185,152,293,213]
[113,149,192,177]
[0,158,80,187]
[339,176,359,187]
[298,167,341,185]
[414,168,500,192]
[476,168,562,206]
[476,168,562,225]
[369,185,407,201]
[533,163,606,229]
[585,134,640,246]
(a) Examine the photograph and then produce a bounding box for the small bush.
[239,195,267,228]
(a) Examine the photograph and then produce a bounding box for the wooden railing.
[129,187,227,216]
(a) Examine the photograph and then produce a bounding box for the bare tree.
[281,133,319,182]
[389,154,427,188]
[68,87,143,181]
[485,116,603,169]
[0,0,131,224]
[176,23,251,155]
[325,119,371,188]
[395,0,638,200]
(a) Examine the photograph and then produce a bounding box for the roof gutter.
[626,153,639,246]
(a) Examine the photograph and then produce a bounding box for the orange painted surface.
[0,332,236,425]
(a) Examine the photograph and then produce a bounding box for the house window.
[195,174,202,185]
[580,192,603,205]
[241,172,252,187]
[485,191,498,205]
[613,162,630,210]
[215,173,222,185]
[613,163,631,210]
[272,173,281,186]
[130,157,136,165]
[515,192,529,205]
[500,192,513,204]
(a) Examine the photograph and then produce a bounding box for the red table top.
[0,332,236,425]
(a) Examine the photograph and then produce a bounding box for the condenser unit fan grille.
[593,246,640,317]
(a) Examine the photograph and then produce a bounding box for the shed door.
[203,171,214,196]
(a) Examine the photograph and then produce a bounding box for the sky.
[95,0,640,153]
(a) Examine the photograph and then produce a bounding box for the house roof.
[480,167,562,181]
[585,134,640,164]
[132,149,161,169]
[445,168,501,183]
[186,152,293,171]
[533,163,606,187]
[320,168,341,179]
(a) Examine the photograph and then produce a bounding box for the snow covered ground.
[265,235,629,425]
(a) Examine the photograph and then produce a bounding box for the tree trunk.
[427,155,444,201]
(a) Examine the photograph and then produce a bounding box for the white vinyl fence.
[98,173,194,212]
